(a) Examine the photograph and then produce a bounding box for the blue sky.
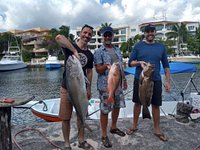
[100,0,115,4]
[0,0,200,32]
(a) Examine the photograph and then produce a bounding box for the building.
[10,27,49,56]
[138,21,200,40]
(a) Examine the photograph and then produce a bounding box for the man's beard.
[146,35,155,42]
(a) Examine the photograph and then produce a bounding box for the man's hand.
[74,51,80,60]
[87,87,92,100]
[123,79,128,90]
[165,81,171,92]
[139,61,147,68]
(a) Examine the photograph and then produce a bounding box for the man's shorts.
[132,78,162,106]
[99,89,126,114]
[59,87,73,120]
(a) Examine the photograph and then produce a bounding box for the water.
[0,64,200,125]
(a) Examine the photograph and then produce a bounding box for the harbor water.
[0,64,200,125]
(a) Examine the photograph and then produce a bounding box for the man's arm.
[55,34,80,59]
[86,68,93,100]
[95,64,109,74]
[164,68,171,92]
[129,60,147,68]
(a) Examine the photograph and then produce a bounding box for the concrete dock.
[11,114,200,150]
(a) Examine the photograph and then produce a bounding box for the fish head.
[66,55,82,77]
[143,62,154,77]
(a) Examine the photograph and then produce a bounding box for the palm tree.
[98,22,112,35]
[166,23,188,54]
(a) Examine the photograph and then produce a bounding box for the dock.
[11,114,200,150]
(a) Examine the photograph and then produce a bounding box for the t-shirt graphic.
[79,53,88,67]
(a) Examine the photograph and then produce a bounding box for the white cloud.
[0,0,200,32]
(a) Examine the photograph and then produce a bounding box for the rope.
[13,128,65,150]
[194,144,200,150]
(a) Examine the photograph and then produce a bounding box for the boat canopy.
[124,62,197,75]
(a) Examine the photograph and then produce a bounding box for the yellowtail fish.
[65,55,89,125]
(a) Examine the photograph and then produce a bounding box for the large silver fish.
[139,62,154,119]
[65,55,89,125]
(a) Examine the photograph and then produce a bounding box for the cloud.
[0,0,200,32]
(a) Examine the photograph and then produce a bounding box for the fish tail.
[107,96,114,104]
[142,107,151,119]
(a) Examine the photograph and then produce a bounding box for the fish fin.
[107,96,114,104]
[84,76,90,85]
[142,107,151,119]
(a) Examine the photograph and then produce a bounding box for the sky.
[0,0,200,32]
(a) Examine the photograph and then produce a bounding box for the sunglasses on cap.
[81,24,94,31]
[103,32,113,37]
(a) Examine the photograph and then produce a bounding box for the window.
[113,37,119,42]
[121,28,126,34]
[131,28,136,32]
[188,26,195,31]
[121,36,126,42]
[90,38,96,43]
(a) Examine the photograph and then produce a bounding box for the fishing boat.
[0,37,27,71]
[45,55,62,69]
[29,98,188,122]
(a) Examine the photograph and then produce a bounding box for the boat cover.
[124,62,197,75]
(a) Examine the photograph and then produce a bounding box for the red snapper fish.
[139,62,154,119]
[107,62,121,104]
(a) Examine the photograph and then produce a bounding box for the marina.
[0,64,200,150]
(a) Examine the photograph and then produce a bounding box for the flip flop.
[126,128,138,135]
[154,133,168,142]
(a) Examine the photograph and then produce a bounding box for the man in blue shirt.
[127,24,170,141]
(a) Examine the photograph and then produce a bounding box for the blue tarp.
[124,62,197,75]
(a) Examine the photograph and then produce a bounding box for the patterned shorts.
[99,89,126,114]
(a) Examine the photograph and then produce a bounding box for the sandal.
[154,133,168,142]
[78,141,93,149]
[126,128,138,135]
[102,136,112,148]
[63,147,72,150]
[110,128,126,137]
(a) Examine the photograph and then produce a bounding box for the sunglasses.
[145,30,155,33]
[81,24,94,31]
[103,32,113,37]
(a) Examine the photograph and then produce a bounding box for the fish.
[65,55,89,125]
[139,62,154,119]
[107,62,122,104]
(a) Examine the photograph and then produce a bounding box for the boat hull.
[0,63,27,71]
[28,97,197,121]
[45,64,61,69]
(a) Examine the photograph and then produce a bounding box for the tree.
[42,25,75,58]
[184,25,200,54]
[166,23,188,54]
[99,22,112,34]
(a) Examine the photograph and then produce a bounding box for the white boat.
[45,55,62,69]
[26,97,199,122]
[0,37,27,71]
